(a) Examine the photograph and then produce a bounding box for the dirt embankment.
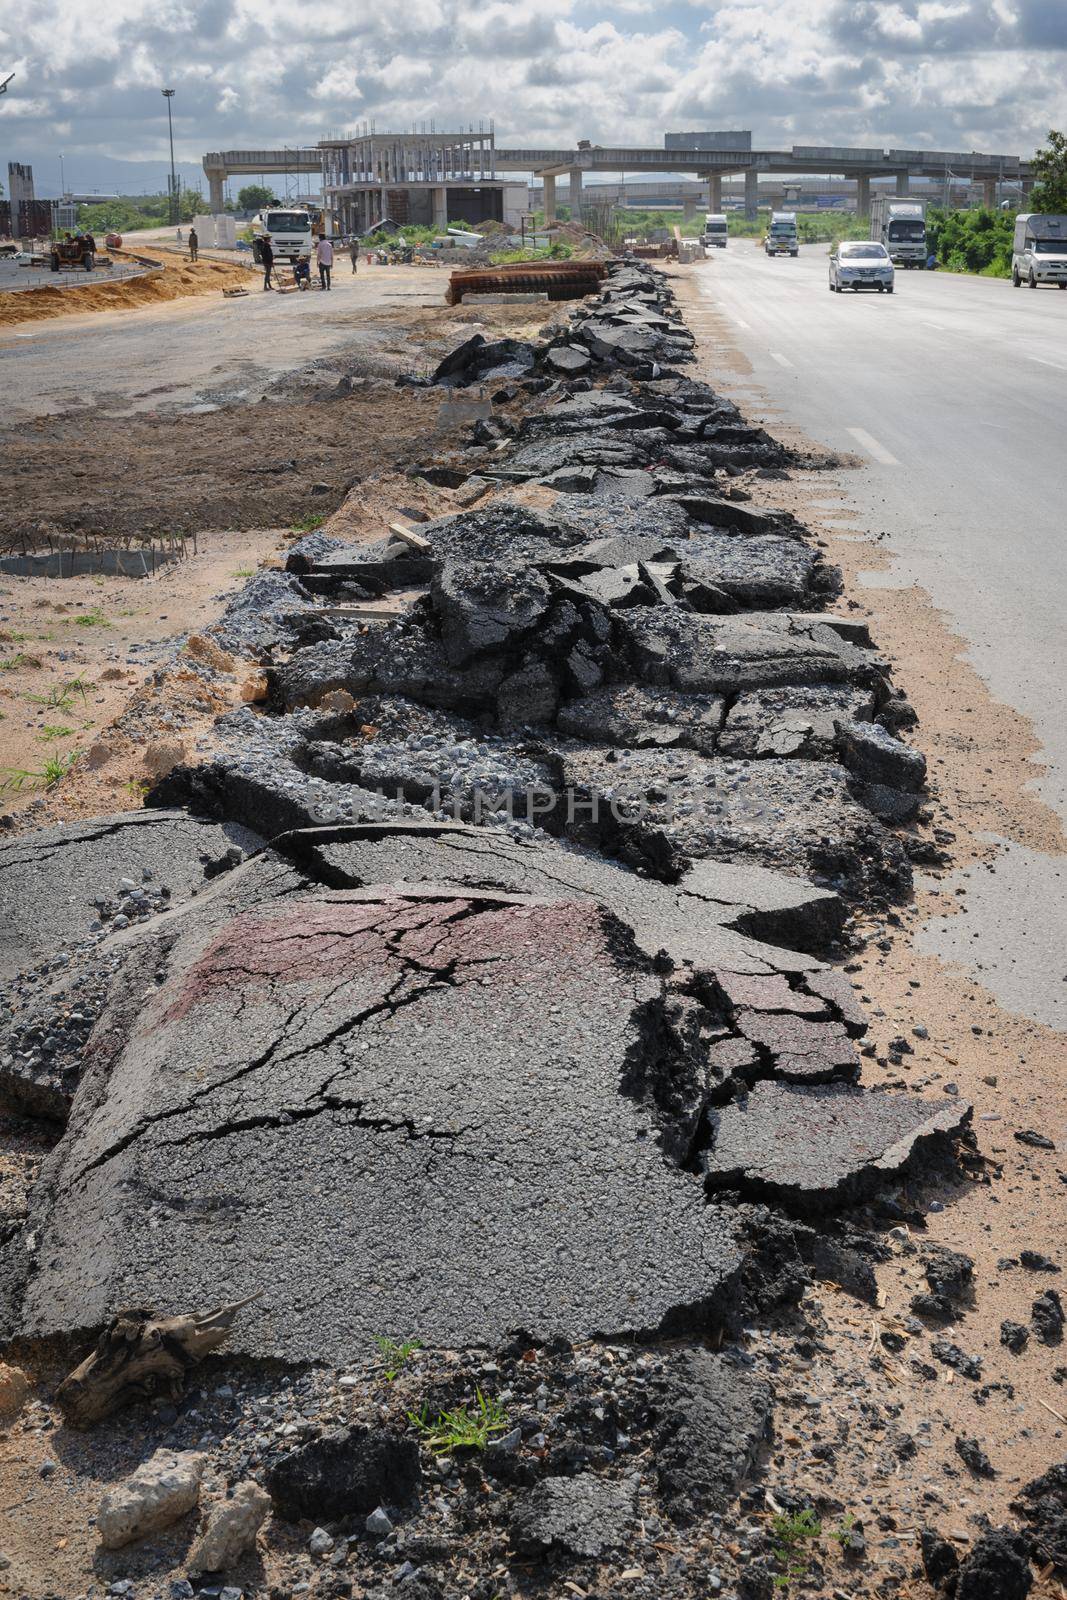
[0,251,255,328]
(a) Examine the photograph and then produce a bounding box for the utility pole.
[162,88,177,225]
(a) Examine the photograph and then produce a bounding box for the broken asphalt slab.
[15,890,742,1362]
[0,810,264,982]
[702,1080,970,1208]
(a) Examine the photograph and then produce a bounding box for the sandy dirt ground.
[671,267,1067,1574]
[0,250,256,329]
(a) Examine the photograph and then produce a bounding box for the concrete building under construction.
[319,130,526,235]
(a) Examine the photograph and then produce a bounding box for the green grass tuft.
[408,1388,508,1453]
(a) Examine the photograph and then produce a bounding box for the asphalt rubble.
[0,260,1060,1600]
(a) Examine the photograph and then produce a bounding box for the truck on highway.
[1012,213,1067,289]
[251,207,314,266]
[702,213,728,248]
[869,198,926,267]
[765,212,798,256]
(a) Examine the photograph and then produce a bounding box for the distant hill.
[19,154,292,201]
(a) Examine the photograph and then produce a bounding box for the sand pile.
[0,252,255,328]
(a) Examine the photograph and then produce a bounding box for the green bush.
[926,206,1013,277]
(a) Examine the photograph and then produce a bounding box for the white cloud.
[0,0,1060,186]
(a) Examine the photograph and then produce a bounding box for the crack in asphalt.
[67,898,493,1187]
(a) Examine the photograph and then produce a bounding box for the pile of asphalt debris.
[0,261,1059,1600]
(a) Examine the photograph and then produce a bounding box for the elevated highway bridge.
[495,143,1033,219]
[204,140,1033,221]
[202,149,320,212]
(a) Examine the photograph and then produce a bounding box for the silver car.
[829,241,895,294]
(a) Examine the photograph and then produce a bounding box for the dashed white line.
[921,320,947,331]
[1028,355,1067,371]
[733,316,751,330]
[847,427,900,466]
[769,351,795,368]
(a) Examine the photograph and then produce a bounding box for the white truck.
[765,212,798,256]
[702,213,728,248]
[1012,213,1067,289]
[870,197,926,267]
[251,206,314,265]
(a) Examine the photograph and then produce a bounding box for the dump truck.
[251,207,314,265]
[765,212,798,256]
[702,213,728,248]
[1012,213,1067,288]
[870,197,926,267]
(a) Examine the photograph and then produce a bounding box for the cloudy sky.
[1,0,1064,193]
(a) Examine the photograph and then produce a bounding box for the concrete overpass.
[495,143,1034,220]
[202,149,320,212]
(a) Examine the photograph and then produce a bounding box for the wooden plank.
[388,520,432,551]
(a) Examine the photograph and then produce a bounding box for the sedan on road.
[829,241,895,294]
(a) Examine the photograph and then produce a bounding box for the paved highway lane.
[696,245,1067,1025]
[697,244,1067,817]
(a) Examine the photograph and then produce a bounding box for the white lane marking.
[921,320,947,331]
[769,351,794,368]
[847,427,900,466]
[1028,355,1067,371]
[733,316,751,329]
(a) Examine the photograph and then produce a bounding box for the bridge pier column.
[432,186,448,230]
[743,168,758,220]
[207,173,225,213]
[895,170,909,196]
[543,174,557,225]
[708,172,723,212]
[683,198,697,222]
[856,174,871,218]
[568,167,583,221]
[983,177,997,209]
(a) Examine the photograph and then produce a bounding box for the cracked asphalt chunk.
[286,821,845,968]
[0,810,265,981]
[18,892,741,1361]
[554,745,909,898]
[703,1080,971,1208]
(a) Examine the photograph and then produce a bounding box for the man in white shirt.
[315,235,334,291]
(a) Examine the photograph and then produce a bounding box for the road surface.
[696,244,1067,1025]
[0,261,445,424]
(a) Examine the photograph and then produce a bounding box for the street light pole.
[162,88,177,225]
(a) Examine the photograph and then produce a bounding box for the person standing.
[188,227,199,263]
[316,234,334,290]
[260,233,274,290]
[348,236,359,274]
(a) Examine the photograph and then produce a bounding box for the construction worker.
[188,226,198,263]
[315,233,333,291]
[348,236,360,274]
[260,233,275,290]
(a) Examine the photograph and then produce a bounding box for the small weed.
[73,608,112,629]
[375,1336,422,1381]
[0,630,29,643]
[0,748,76,792]
[291,514,325,533]
[26,675,90,713]
[830,1512,858,1547]
[0,767,38,794]
[123,778,150,798]
[0,654,27,672]
[42,750,77,786]
[408,1389,508,1453]
[232,567,256,578]
[38,724,76,742]
[771,1508,822,1590]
